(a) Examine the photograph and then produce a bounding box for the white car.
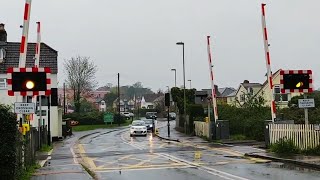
[120,112,131,118]
[130,120,147,137]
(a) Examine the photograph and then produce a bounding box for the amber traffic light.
[12,72,47,92]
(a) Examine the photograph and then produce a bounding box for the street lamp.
[188,79,192,89]
[176,41,187,133]
[171,69,177,87]
[166,86,170,93]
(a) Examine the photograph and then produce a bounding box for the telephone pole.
[118,73,120,126]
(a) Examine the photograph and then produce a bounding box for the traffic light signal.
[165,93,170,107]
[12,72,47,91]
[7,67,52,96]
[283,74,310,90]
[280,70,313,93]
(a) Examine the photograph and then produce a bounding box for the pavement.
[31,130,102,180]
[156,120,320,172]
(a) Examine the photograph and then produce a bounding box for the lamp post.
[176,41,187,134]
[171,69,177,87]
[188,79,192,89]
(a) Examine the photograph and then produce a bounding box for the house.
[226,91,236,106]
[140,94,161,109]
[254,69,301,108]
[218,87,236,104]
[113,98,135,112]
[58,88,109,112]
[200,86,236,105]
[0,25,62,140]
[234,80,263,106]
[231,69,301,108]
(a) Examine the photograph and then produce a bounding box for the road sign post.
[14,102,35,114]
[104,112,114,124]
[298,97,315,125]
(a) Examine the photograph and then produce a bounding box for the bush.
[270,137,299,155]
[230,134,247,141]
[218,105,270,141]
[301,145,320,156]
[63,112,105,125]
[0,104,19,179]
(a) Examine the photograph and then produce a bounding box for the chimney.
[0,23,6,63]
[0,23,7,42]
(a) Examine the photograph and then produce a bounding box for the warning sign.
[14,103,35,114]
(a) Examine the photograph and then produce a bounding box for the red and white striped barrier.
[19,0,32,68]
[207,36,218,122]
[35,21,41,67]
[280,70,313,93]
[7,67,51,96]
[261,3,276,122]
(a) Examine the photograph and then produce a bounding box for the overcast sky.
[1,0,319,91]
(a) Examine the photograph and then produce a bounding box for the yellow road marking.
[78,144,97,169]
[93,163,186,171]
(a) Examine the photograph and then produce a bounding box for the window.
[240,94,245,102]
[274,85,288,102]
[248,87,254,95]
[0,78,6,89]
[36,95,49,106]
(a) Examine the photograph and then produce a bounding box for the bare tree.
[65,56,97,113]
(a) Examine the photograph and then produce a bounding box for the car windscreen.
[132,121,145,126]
[146,112,156,115]
[143,120,153,124]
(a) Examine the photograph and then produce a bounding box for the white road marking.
[70,147,78,164]
[158,153,250,180]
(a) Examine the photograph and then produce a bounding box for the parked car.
[143,119,154,132]
[168,112,176,120]
[128,112,134,117]
[120,112,131,119]
[146,112,157,119]
[130,120,147,137]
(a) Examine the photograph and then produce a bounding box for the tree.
[65,56,97,113]
[104,92,118,108]
[171,87,196,115]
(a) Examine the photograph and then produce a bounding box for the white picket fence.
[269,124,320,150]
[194,121,209,138]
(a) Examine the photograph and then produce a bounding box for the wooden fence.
[269,124,320,150]
[194,121,209,138]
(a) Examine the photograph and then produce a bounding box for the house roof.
[218,87,236,97]
[143,94,161,102]
[227,91,236,97]
[153,95,164,103]
[235,82,262,96]
[0,42,58,74]
[241,83,262,89]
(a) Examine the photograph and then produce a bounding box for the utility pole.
[63,82,66,115]
[304,94,309,125]
[118,73,120,126]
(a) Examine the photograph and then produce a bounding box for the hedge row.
[63,112,128,125]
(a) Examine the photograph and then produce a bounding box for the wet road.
[77,122,320,180]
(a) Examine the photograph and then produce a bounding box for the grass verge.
[230,134,247,141]
[19,163,41,180]
[73,120,131,132]
[40,145,53,152]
